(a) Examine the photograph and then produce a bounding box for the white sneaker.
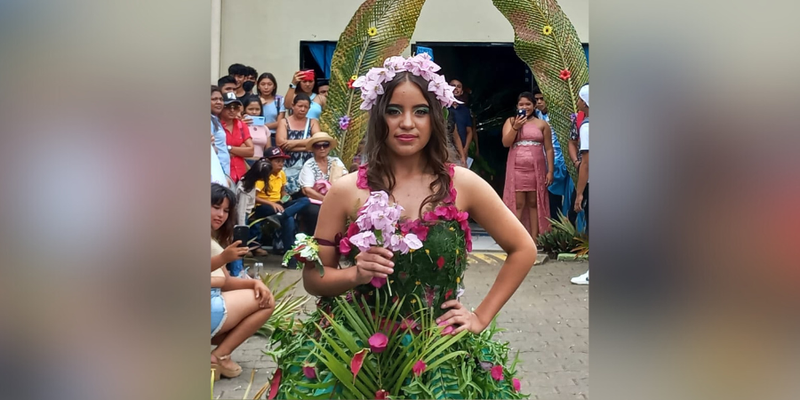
[571,270,589,285]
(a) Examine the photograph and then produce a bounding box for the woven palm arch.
[320,0,588,184]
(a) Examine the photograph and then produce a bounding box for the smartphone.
[302,69,315,81]
[517,108,527,117]
[249,116,266,126]
[233,225,249,247]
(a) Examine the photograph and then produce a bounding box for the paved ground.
[213,255,589,400]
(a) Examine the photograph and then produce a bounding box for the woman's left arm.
[310,119,321,135]
[442,167,537,333]
[316,94,327,108]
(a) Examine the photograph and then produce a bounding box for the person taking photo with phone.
[283,69,326,120]
[211,183,274,381]
[501,91,555,245]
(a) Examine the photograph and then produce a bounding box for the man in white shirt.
[571,84,590,285]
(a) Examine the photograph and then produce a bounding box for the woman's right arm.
[501,117,518,148]
[282,71,302,109]
[301,175,394,296]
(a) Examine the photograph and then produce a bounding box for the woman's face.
[300,79,314,93]
[517,97,535,117]
[383,81,431,157]
[211,91,224,115]
[312,141,331,158]
[222,103,241,120]
[211,198,229,231]
[270,158,285,172]
[244,102,262,117]
[292,100,310,118]
[258,79,275,97]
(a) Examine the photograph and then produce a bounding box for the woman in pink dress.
[502,92,555,243]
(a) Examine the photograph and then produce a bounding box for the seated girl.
[211,183,275,380]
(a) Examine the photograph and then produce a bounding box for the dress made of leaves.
[267,164,526,399]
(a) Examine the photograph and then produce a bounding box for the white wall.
[216,0,588,84]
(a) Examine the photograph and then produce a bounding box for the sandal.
[211,354,242,380]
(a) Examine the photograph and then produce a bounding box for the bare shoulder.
[326,173,367,217]
[451,166,489,198]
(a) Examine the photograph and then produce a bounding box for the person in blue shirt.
[534,91,573,219]
[448,79,473,165]
[211,86,231,178]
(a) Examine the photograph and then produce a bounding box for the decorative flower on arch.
[367,27,378,36]
[559,69,571,80]
[543,25,553,35]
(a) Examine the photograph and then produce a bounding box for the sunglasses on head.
[312,142,331,150]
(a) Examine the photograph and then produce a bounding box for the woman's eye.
[387,107,402,115]
[414,108,430,115]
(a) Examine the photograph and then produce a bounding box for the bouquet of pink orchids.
[284,191,422,292]
[344,191,423,291]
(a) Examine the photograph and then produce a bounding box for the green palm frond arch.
[322,0,587,184]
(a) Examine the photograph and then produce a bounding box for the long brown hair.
[363,71,455,216]
[211,183,238,247]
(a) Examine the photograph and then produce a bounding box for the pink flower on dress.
[303,364,317,380]
[339,237,352,254]
[512,377,521,392]
[375,389,389,399]
[356,164,369,189]
[412,360,426,377]
[370,277,387,288]
[437,256,445,269]
[491,365,504,381]
[400,318,418,331]
[442,325,455,335]
[347,222,360,238]
[368,332,389,353]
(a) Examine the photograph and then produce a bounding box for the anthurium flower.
[351,349,368,382]
[268,368,282,399]
[491,365,504,381]
[375,389,389,399]
[513,377,521,392]
[412,360,426,376]
[368,332,388,353]
[370,276,387,288]
[303,363,317,380]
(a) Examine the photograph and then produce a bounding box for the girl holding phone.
[210,183,274,380]
[501,92,555,243]
[241,96,270,161]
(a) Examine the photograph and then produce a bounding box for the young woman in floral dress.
[268,55,537,399]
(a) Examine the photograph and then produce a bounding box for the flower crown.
[352,53,461,111]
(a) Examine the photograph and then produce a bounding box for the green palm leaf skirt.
[266,291,527,399]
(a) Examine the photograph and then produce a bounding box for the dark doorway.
[412,42,537,197]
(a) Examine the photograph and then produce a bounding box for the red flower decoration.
[445,289,453,300]
[437,256,445,269]
[412,360,426,377]
[347,222,360,238]
[559,69,571,80]
[347,78,356,89]
[268,368,282,399]
[351,349,368,383]
[356,164,369,189]
[375,389,389,399]
[491,365,504,381]
[339,238,352,254]
[368,332,388,353]
[512,377,521,392]
[303,364,317,380]
[442,325,454,335]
